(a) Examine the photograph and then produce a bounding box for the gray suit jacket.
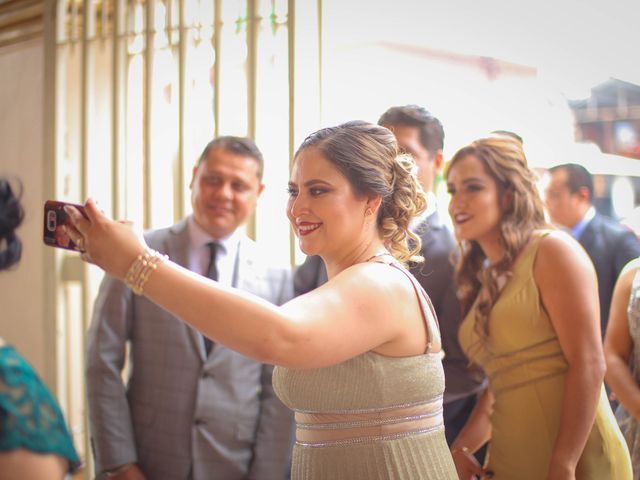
[87,218,295,480]
[578,213,640,334]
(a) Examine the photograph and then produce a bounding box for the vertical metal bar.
[81,0,92,470]
[112,0,121,218]
[101,0,108,38]
[43,0,59,393]
[175,0,185,222]
[245,0,258,240]
[317,0,323,122]
[167,0,172,47]
[287,0,295,266]
[55,0,66,44]
[143,0,154,228]
[71,0,78,42]
[213,0,221,138]
[246,0,257,140]
[287,0,294,171]
[81,0,88,208]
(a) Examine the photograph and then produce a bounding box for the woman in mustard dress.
[446,136,631,479]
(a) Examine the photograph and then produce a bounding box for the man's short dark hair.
[198,136,264,180]
[491,130,523,145]
[549,163,594,202]
[377,105,444,155]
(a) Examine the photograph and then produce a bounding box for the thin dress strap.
[369,257,441,354]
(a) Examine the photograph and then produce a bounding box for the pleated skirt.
[290,428,457,480]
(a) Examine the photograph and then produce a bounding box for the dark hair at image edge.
[295,120,427,264]
[0,178,24,270]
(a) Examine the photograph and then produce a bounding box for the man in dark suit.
[294,105,486,446]
[87,137,294,480]
[546,163,640,334]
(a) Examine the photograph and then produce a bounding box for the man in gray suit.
[294,105,486,448]
[87,137,294,480]
[545,163,640,334]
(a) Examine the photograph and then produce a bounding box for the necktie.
[203,241,219,355]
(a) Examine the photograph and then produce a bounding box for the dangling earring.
[365,208,373,217]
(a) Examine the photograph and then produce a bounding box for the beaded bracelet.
[124,248,168,295]
[450,445,471,456]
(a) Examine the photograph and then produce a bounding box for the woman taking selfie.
[446,136,631,479]
[65,121,457,479]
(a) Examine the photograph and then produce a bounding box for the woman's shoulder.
[615,258,640,291]
[535,228,585,257]
[336,259,404,284]
[621,257,640,276]
[330,260,415,302]
[533,228,594,277]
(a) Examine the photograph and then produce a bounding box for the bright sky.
[324,0,640,98]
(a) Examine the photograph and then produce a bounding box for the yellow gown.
[458,231,632,479]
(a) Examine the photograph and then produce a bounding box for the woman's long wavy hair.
[295,120,427,264]
[446,136,548,348]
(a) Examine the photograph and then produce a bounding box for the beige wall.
[0,38,53,385]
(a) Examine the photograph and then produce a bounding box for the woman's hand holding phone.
[48,198,148,280]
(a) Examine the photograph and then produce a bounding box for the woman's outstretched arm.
[65,200,423,369]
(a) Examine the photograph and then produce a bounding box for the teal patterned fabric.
[0,344,80,473]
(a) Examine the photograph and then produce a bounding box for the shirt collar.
[187,215,243,254]
[571,206,596,240]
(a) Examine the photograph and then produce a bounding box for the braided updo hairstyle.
[295,120,427,264]
[0,178,24,270]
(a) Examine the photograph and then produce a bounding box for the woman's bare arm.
[604,259,640,418]
[0,449,69,480]
[66,200,431,369]
[450,388,493,479]
[535,232,605,478]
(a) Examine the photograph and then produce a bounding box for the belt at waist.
[294,395,444,447]
[488,352,567,396]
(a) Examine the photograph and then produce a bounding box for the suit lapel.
[165,218,190,267]
[165,219,209,361]
[235,235,261,295]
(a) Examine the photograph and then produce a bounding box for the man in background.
[545,163,640,334]
[295,105,486,447]
[87,137,294,480]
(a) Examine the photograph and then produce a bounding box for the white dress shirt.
[187,215,242,287]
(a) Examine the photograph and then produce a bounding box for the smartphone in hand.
[43,200,87,251]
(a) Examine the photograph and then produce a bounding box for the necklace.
[363,251,392,263]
